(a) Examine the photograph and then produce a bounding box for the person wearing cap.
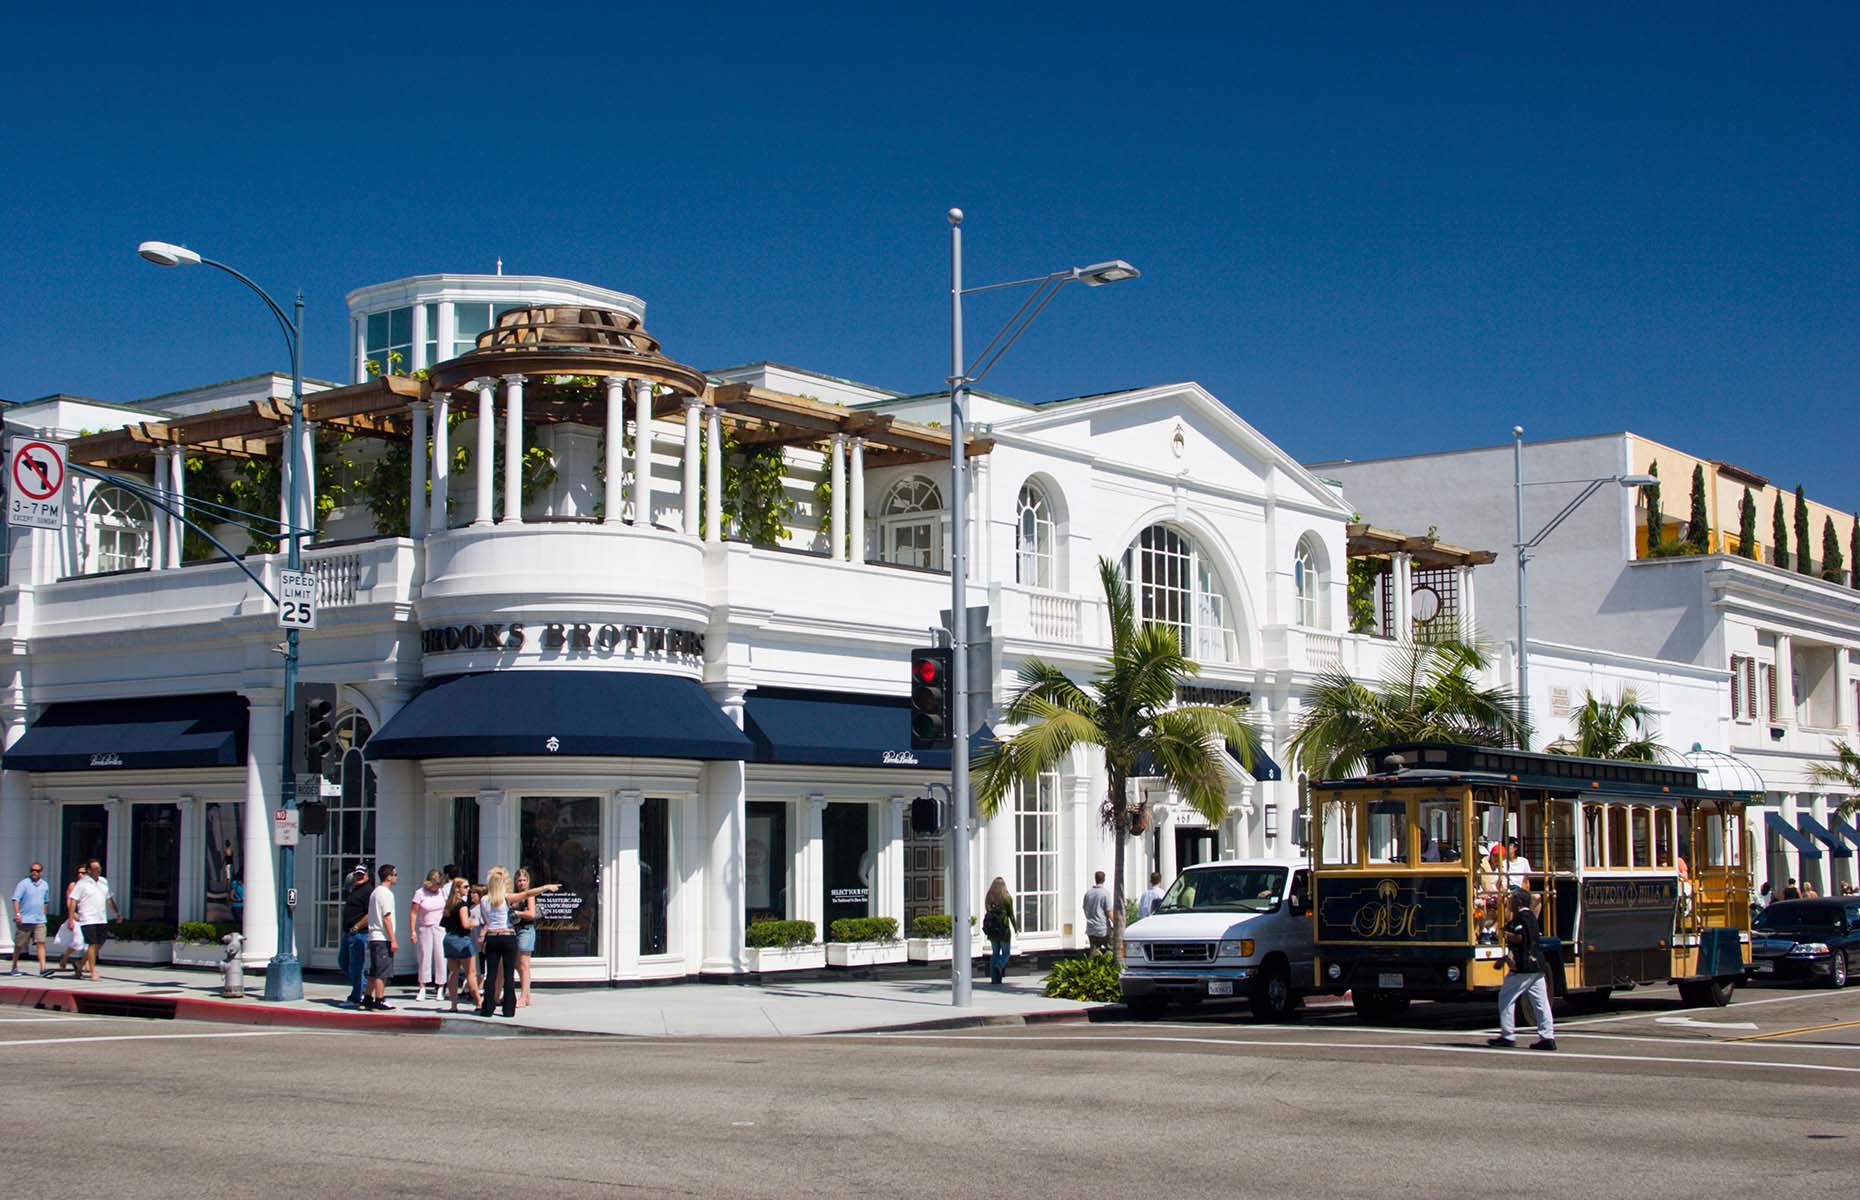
[337,864,372,1008]
[1488,889,1555,1051]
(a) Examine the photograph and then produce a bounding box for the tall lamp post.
[945,209,1138,1006]
[1512,425,1654,739]
[138,240,308,1001]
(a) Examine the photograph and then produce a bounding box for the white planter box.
[744,945,826,973]
[826,941,907,968]
[907,937,991,962]
[99,940,171,965]
[171,941,228,969]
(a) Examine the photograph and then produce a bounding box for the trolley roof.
[1316,742,1762,804]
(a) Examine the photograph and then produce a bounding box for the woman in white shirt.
[476,867,558,1018]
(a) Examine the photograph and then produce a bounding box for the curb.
[825,1004,1110,1036]
[0,983,445,1033]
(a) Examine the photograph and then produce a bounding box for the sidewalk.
[0,961,1105,1037]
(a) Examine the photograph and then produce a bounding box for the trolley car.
[1310,742,1755,1022]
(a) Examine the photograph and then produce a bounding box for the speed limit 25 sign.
[278,568,317,629]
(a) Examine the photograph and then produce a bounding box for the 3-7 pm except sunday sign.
[7,437,68,530]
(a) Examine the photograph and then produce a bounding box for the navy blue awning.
[743,688,994,770]
[1766,811,1823,861]
[1832,816,1860,852]
[4,694,248,772]
[1134,740,1282,783]
[1795,812,1855,859]
[365,672,751,761]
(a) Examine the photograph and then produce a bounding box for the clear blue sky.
[2,3,1854,507]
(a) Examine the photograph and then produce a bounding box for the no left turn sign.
[7,438,68,530]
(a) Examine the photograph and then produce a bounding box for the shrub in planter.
[744,919,816,949]
[176,921,239,944]
[105,920,177,942]
[1043,952,1122,1002]
[828,917,898,944]
[910,914,954,938]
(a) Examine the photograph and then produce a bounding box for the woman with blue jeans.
[983,876,1017,985]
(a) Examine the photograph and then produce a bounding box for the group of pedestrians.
[10,859,121,982]
[338,862,559,1017]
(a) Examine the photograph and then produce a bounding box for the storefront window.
[520,795,601,958]
[450,796,479,884]
[313,713,375,950]
[745,801,789,923]
[204,803,243,923]
[823,803,872,929]
[640,797,669,956]
[60,804,108,917]
[1016,772,1059,934]
[129,804,180,924]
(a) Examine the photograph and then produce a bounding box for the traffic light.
[910,648,952,749]
[296,682,339,777]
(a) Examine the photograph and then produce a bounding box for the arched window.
[1016,481,1056,588]
[312,711,376,951]
[84,486,153,573]
[878,477,944,569]
[1293,536,1326,629]
[1122,525,1238,663]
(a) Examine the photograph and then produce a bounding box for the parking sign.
[278,568,317,629]
[7,438,68,530]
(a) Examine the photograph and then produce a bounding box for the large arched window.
[1122,524,1239,663]
[84,486,153,573]
[1015,481,1056,588]
[312,711,376,951]
[1293,535,1327,629]
[878,476,944,569]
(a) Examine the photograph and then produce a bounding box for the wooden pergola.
[1345,522,1497,568]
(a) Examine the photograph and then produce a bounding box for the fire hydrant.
[219,932,245,998]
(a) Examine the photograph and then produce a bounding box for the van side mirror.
[1288,893,1304,914]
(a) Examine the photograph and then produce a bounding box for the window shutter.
[1729,656,1742,719]
[1762,664,1776,722]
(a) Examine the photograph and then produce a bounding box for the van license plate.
[1754,961,1774,974]
[1378,973,1404,989]
[1207,980,1234,996]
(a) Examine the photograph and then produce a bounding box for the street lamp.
[139,240,308,1001]
[1512,425,1655,739]
[945,209,1138,1006]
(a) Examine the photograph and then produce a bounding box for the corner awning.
[364,672,751,761]
[1831,816,1860,852]
[743,688,994,770]
[1794,812,1855,859]
[4,694,248,772]
[1766,811,1823,861]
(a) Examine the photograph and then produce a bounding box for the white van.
[1119,859,1315,1021]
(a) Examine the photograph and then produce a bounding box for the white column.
[103,797,126,906]
[1157,804,1178,883]
[431,392,451,531]
[240,695,282,965]
[473,379,496,528]
[849,438,866,564]
[151,453,169,570]
[878,797,906,931]
[1456,564,1477,637]
[176,795,202,923]
[1066,764,1093,947]
[704,406,723,544]
[1392,551,1414,641]
[614,790,644,980]
[477,790,507,878]
[603,378,626,525]
[799,795,827,937]
[633,380,655,529]
[982,790,1015,905]
[410,302,429,373]
[408,400,430,540]
[168,448,187,568]
[0,700,30,956]
[682,398,702,536]
[700,689,746,975]
[435,301,456,366]
[829,433,846,560]
[351,315,366,383]
[298,421,317,544]
[501,375,525,525]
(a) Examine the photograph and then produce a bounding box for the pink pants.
[415,926,446,985]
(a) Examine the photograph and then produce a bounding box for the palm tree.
[973,557,1262,941]
[1545,690,1664,762]
[1289,635,1527,780]
[1810,743,1860,818]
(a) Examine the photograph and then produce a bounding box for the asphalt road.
[4,983,1856,1199]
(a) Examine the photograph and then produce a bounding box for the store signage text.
[1175,685,1251,708]
[89,752,124,768]
[881,750,919,765]
[421,621,704,657]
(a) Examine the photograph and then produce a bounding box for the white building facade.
[0,270,1430,980]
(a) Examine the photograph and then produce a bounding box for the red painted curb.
[0,983,444,1033]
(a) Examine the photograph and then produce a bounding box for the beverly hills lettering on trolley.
[420,621,704,657]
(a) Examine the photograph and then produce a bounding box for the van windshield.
[1156,866,1287,914]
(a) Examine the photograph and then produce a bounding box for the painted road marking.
[871,1032,1860,1075]
[1654,1016,1759,1031]
[0,1030,335,1049]
[1553,990,1840,1027]
[1722,1018,1860,1043]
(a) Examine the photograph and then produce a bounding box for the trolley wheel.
[1125,995,1169,1021]
[1829,952,1849,990]
[1250,961,1296,1023]
[1350,989,1411,1024]
[1678,978,1736,1008]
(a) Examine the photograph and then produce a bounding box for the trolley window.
[1582,804,1604,869]
[1320,795,1359,867]
[1654,809,1675,869]
[1367,799,1408,864]
[1607,806,1629,869]
[1631,807,1652,869]
[1547,802,1576,871]
[1419,798,1461,862]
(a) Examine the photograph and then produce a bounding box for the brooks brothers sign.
[421,621,704,658]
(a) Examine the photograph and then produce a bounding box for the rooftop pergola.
[1345,522,1497,569]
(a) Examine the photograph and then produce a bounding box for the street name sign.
[7,438,68,530]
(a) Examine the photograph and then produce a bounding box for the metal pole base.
[262,952,304,1001]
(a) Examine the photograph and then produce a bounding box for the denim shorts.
[515,926,536,955]
[442,933,474,960]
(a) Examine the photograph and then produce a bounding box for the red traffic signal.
[910,648,952,748]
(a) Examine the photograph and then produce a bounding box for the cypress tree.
[1772,493,1789,568]
[1794,485,1811,574]
[1737,487,1758,558]
[1642,461,1663,556]
[1686,464,1710,553]
[1851,515,1860,591]
[1822,517,1846,584]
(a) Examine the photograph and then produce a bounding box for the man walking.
[1082,870,1114,953]
[364,864,398,1011]
[1138,871,1167,920]
[70,860,121,982]
[338,864,372,1008]
[10,862,50,976]
[1488,889,1556,1051]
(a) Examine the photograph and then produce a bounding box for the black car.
[1747,898,1860,988]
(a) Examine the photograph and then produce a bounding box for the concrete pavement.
[0,960,1102,1036]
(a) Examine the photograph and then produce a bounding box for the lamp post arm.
[199,257,300,364]
[964,274,1073,385]
[1521,478,1610,552]
[65,464,280,603]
